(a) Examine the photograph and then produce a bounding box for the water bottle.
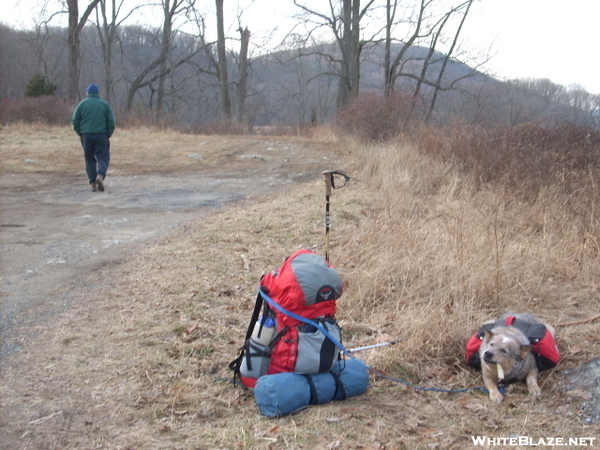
[251,317,276,346]
[239,317,277,384]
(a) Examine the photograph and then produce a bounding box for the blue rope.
[260,289,489,395]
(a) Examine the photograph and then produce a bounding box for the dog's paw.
[490,391,503,403]
[526,376,541,396]
[528,385,541,396]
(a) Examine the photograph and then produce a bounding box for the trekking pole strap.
[322,170,351,193]
[330,170,351,189]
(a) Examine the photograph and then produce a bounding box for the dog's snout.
[483,351,494,362]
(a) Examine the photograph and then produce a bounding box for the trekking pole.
[348,340,402,353]
[322,170,351,262]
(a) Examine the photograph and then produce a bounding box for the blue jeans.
[81,134,110,184]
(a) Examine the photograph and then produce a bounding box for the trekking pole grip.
[322,170,333,196]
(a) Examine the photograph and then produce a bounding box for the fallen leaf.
[461,400,486,412]
[185,324,199,334]
[419,428,439,436]
[405,417,421,429]
[566,389,593,400]
[570,344,584,355]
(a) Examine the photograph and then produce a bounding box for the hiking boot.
[91,181,98,191]
[96,174,105,192]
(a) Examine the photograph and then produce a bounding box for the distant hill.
[248,41,501,125]
[0,22,595,128]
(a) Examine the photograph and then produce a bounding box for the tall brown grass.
[333,124,599,377]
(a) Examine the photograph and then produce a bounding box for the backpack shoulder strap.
[229,291,265,381]
[245,291,264,341]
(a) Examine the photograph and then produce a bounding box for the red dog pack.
[466,315,561,372]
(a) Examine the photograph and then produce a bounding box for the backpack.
[229,249,344,389]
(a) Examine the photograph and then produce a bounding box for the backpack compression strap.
[228,291,266,382]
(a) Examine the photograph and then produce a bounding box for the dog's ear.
[483,325,495,341]
[520,344,533,360]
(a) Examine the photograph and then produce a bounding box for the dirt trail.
[0,142,339,361]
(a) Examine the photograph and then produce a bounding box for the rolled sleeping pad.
[253,358,369,417]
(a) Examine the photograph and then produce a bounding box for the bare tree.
[156,0,189,115]
[424,0,473,122]
[511,78,566,107]
[94,0,139,105]
[215,0,231,119]
[384,0,430,96]
[458,78,504,125]
[124,0,199,112]
[293,0,375,110]
[382,0,479,123]
[197,1,252,121]
[236,26,250,126]
[66,0,101,104]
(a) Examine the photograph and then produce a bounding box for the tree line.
[0,0,598,130]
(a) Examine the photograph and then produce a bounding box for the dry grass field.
[1,123,599,449]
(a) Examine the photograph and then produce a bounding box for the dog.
[474,312,558,403]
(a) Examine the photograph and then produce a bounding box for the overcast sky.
[2,0,599,95]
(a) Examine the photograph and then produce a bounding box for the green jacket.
[72,94,116,137]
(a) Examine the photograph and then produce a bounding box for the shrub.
[24,73,57,97]
[416,122,600,201]
[0,96,72,125]
[335,91,416,142]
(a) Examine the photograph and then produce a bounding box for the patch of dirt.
[560,357,600,424]
[0,135,342,359]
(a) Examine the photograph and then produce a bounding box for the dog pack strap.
[497,316,531,336]
[502,316,516,326]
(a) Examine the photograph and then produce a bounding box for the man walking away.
[72,84,116,192]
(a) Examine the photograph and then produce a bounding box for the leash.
[260,289,489,395]
[555,313,600,327]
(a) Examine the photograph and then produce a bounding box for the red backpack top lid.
[260,249,343,326]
